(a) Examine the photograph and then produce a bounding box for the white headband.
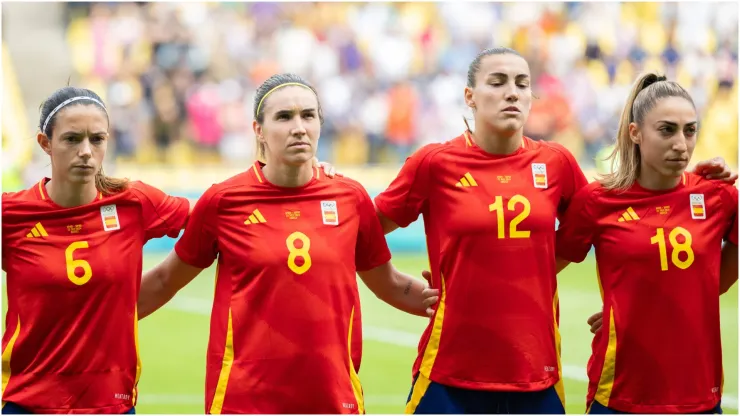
[41,96,107,134]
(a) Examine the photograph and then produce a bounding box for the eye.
[303,113,315,119]
[659,126,675,134]
[517,83,529,89]
[90,136,105,143]
[276,113,290,120]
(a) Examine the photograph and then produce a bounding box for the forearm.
[375,268,430,317]
[720,242,738,295]
[138,266,179,320]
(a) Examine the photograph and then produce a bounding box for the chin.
[284,153,313,166]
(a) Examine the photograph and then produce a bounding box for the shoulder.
[410,135,469,166]
[535,140,580,168]
[322,175,373,203]
[2,186,40,213]
[574,180,608,203]
[686,172,738,202]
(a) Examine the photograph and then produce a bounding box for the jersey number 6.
[65,241,93,285]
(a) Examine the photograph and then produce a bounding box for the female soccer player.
[556,73,737,414]
[372,47,735,414]
[2,87,192,414]
[136,73,439,414]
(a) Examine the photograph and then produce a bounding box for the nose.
[672,133,688,153]
[291,117,307,136]
[78,138,93,159]
[504,81,519,102]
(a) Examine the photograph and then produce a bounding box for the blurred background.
[2,2,738,414]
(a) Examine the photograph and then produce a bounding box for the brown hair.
[40,86,129,195]
[600,73,695,191]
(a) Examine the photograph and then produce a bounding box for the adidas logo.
[26,222,49,238]
[244,209,267,225]
[455,172,478,187]
[617,207,640,222]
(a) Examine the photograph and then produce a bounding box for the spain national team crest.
[321,201,339,226]
[532,163,548,189]
[100,204,121,231]
[689,194,706,220]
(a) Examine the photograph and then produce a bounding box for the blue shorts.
[405,373,566,414]
[1,402,136,414]
[588,400,722,414]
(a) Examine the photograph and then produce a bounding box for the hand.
[587,311,603,334]
[692,157,737,183]
[312,157,341,178]
[422,287,440,317]
[420,270,438,317]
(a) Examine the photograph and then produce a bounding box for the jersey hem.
[598,396,721,414]
[425,370,559,392]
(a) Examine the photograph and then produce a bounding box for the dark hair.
[39,86,128,196]
[600,72,695,191]
[467,47,523,88]
[252,73,323,160]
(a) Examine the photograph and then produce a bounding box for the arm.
[376,208,400,235]
[720,241,738,295]
[358,262,439,317]
[138,250,205,319]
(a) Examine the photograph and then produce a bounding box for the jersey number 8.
[286,231,312,275]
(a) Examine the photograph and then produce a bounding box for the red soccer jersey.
[174,162,391,414]
[556,173,738,413]
[1,179,189,414]
[374,132,588,393]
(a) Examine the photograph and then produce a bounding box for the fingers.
[421,270,432,284]
[590,318,603,334]
[586,312,602,325]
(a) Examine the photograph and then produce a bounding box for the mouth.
[502,106,520,114]
[72,165,95,171]
[665,158,688,165]
[288,142,311,148]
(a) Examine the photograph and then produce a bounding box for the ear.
[628,122,641,145]
[464,87,475,110]
[37,133,52,156]
[252,121,264,142]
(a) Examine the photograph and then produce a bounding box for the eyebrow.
[657,121,698,126]
[60,130,109,138]
[487,72,530,80]
[273,108,317,116]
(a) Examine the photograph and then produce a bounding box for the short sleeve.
[129,181,190,241]
[354,184,392,272]
[174,185,221,269]
[373,144,438,228]
[556,185,599,263]
[551,143,590,219]
[720,184,738,245]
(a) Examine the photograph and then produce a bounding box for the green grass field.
[3,253,738,413]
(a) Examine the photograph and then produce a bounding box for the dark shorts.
[1,402,136,414]
[405,372,566,414]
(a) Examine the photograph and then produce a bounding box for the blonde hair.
[600,72,695,191]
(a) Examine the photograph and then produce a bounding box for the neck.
[262,160,314,188]
[470,126,523,155]
[46,178,98,207]
[636,162,682,191]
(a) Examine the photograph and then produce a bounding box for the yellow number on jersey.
[65,241,93,285]
[489,194,532,239]
[286,231,312,275]
[650,227,694,271]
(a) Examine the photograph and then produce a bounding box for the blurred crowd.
[60,2,738,169]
